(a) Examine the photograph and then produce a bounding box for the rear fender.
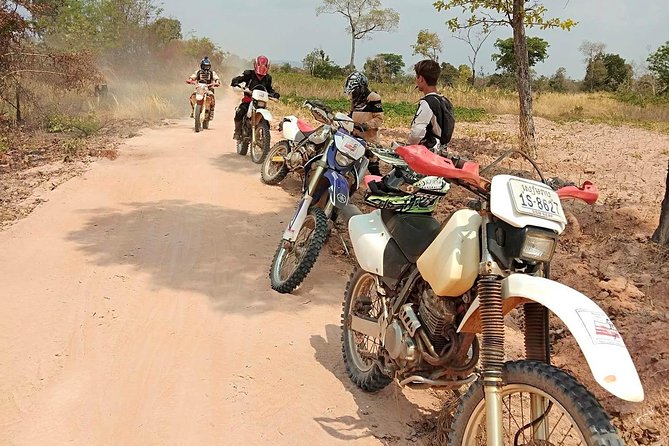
[458,274,644,402]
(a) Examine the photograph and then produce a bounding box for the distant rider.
[230,55,280,141]
[344,71,384,176]
[188,57,220,120]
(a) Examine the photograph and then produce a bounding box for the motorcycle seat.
[297,119,315,133]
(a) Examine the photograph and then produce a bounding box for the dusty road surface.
[0,91,437,445]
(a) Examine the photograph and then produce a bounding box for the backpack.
[422,94,455,146]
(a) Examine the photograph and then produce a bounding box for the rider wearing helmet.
[344,71,384,176]
[230,55,280,141]
[189,57,221,119]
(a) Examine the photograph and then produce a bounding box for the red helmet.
[254,55,270,77]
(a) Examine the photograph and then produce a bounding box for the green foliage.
[491,37,549,73]
[548,67,568,93]
[648,41,669,94]
[440,62,459,86]
[583,52,632,92]
[303,48,345,79]
[150,17,182,46]
[364,53,405,82]
[433,1,576,32]
[46,113,101,136]
[282,94,486,127]
[411,30,442,61]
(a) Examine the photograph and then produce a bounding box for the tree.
[453,27,494,84]
[458,64,473,85]
[579,41,606,65]
[648,41,669,95]
[602,53,633,91]
[433,0,576,158]
[491,36,549,74]
[317,0,399,69]
[303,48,344,79]
[440,62,459,86]
[548,67,568,92]
[653,161,669,246]
[583,54,608,91]
[411,30,442,62]
[150,17,182,47]
[364,53,405,82]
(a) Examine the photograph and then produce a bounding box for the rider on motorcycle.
[230,55,280,141]
[189,57,220,119]
[408,59,455,153]
[344,71,384,176]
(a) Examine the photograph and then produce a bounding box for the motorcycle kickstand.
[329,223,351,258]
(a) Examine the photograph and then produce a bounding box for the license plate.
[508,178,565,223]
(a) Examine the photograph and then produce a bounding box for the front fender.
[458,274,644,402]
[323,170,350,209]
[256,108,273,122]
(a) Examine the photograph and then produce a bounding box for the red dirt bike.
[187,79,218,133]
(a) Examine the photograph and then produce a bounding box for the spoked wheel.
[203,109,210,129]
[251,120,271,164]
[450,361,623,446]
[261,141,290,185]
[341,268,392,392]
[194,104,202,133]
[269,206,328,294]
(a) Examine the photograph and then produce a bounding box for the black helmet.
[343,71,368,96]
[200,57,211,71]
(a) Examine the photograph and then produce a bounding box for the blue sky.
[159,0,668,78]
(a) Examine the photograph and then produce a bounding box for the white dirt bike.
[234,85,277,164]
[187,80,217,133]
[342,145,643,445]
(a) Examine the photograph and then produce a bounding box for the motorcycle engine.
[288,142,317,169]
[417,288,458,354]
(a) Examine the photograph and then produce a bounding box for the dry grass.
[273,72,669,132]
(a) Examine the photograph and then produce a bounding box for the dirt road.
[0,91,436,445]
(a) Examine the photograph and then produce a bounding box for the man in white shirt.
[407,60,455,153]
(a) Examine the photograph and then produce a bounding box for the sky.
[159,0,668,79]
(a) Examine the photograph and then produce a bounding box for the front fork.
[282,162,327,242]
[479,212,550,444]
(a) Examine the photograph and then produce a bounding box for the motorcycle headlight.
[256,100,267,108]
[335,150,354,167]
[519,229,558,262]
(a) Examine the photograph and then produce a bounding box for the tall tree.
[491,36,549,73]
[440,62,459,86]
[317,0,399,69]
[433,0,576,158]
[411,30,442,62]
[602,53,633,91]
[453,27,494,84]
[648,41,669,95]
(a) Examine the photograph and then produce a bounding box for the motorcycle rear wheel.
[449,361,623,446]
[194,104,202,133]
[261,141,290,185]
[269,206,327,294]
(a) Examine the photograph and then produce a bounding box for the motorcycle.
[268,112,370,294]
[187,80,217,133]
[234,85,277,164]
[261,100,337,185]
[342,145,643,445]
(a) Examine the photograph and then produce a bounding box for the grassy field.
[272,72,669,132]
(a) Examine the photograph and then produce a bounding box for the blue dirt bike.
[269,110,369,294]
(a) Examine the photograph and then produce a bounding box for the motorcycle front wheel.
[261,141,290,185]
[251,120,271,164]
[194,103,202,133]
[449,361,623,446]
[341,267,392,392]
[269,206,328,294]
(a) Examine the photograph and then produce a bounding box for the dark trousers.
[234,101,250,135]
